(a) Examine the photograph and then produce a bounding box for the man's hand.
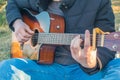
[70,30,97,68]
[13,19,34,43]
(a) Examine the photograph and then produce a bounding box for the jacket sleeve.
[6,0,38,31]
[95,0,115,32]
[80,0,116,74]
[6,0,22,31]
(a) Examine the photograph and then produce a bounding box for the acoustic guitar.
[11,8,120,64]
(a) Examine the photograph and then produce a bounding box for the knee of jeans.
[104,58,120,73]
[102,70,120,80]
[0,58,29,67]
[107,58,120,67]
[103,59,120,72]
[102,59,120,80]
[0,58,32,80]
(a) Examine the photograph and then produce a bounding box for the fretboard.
[31,32,120,52]
[37,33,81,45]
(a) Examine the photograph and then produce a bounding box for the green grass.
[0,26,11,61]
[0,0,120,61]
[112,0,120,31]
[0,0,11,61]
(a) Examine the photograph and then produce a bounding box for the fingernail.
[85,30,90,34]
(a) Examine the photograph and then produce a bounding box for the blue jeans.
[0,58,120,80]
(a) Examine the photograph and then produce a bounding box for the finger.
[83,30,91,66]
[15,27,32,42]
[25,24,34,35]
[15,33,23,43]
[70,35,83,56]
[18,26,32,38]
[84,30,91,50]
[71,35,81,50]
[18,33,29,42]
[21,30,32,39]
[18,33,24,42]
[71,35,80,47]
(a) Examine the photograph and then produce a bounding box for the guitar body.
[11,9,65,64]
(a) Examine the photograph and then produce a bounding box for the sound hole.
[31,30,38,47]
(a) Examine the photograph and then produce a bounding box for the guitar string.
[31,34,116,39]
[31,35,103,41]
[31,37,102,44]
[30,35,119,47]
[30,33,117,42]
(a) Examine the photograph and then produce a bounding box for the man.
[0,0,120,80]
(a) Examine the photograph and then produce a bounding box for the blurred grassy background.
[112,0,120,31]
[0,0,120,61]
[0,0,11,61]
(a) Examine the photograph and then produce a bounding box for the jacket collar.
[38,0,76,11]
[61,0,76,9]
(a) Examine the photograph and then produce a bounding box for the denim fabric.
[0,58,120,80]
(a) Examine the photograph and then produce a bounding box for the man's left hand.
[70,30,97,68]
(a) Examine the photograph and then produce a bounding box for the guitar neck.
[37,33,81,45]
[32,32,120,52]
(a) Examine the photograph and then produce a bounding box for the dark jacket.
[6,0,116,74]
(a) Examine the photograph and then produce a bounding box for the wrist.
[13,19,23,28]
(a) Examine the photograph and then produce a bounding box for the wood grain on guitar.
[11,9,120,64]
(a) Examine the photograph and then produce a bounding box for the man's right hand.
[13,19,34,43]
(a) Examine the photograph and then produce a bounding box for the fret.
[96,35,101,47]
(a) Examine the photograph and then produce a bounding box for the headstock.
[103,32,120,51]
